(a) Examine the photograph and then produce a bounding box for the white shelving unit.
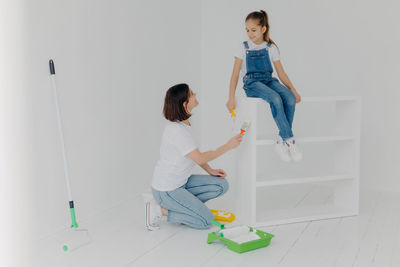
[234,96,361,227]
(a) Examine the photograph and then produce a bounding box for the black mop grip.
[49,59,55,75]
[69,201,74,208]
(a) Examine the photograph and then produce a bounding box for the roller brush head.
[240,121,251,135]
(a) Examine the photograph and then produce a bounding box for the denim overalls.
[243,41,296,140]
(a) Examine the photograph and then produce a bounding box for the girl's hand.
[208,169,227,178]
[293,91,301,103]
[226,134,243,150]
[226,97,236,113]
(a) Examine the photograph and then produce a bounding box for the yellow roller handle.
[231,109,236,118]
[210,209,236,223]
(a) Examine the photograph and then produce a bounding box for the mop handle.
[49,59,78,228]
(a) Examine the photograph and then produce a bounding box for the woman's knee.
[219,178,229,195]
[210,178,229,197]
[196,209,214,229]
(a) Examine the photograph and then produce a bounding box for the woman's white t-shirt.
[235,39,280,78]
[151,121,197,191]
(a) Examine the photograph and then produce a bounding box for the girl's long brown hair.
[246,10,278,48]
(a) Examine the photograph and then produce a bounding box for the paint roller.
[49,59,92,252]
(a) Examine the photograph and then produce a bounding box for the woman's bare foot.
[161,207,168,216]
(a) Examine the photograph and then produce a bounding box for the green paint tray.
[207,220,274,253]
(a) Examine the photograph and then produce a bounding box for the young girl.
[146,83,243,230]
[226,10,302,162]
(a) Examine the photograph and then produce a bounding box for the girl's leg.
[184,174,229,203]
[154,187,215,229]
[267,80,296,128]
[245,81,293,140]
[266,80,303,161]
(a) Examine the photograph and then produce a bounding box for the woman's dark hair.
[246,10,278,48]
[163,83,192,122]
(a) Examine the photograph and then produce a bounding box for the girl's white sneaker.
[275,136,291,162]
[285,138,303,162]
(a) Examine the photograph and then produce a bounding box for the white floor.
[37,190,400,267]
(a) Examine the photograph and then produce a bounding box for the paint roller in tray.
[207,220,274,253]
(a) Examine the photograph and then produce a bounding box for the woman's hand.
[226,97,236,113]
[226,134,243,150]
[208,168,227,178]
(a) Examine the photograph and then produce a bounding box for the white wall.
[23,0,201,239]
[1,2,35,266]
[200,0,400,201]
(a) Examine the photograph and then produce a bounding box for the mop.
[49,59,91,252]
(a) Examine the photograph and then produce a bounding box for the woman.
[146,83,242,230]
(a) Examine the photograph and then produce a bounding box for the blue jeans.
[152,174,229,229]
[244,79,296,140]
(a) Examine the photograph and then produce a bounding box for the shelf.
[301,96,360,102]
[254,204,357,227]
[244,96,360,105]
[256,135,355,146]
[234,95,360,226]
[256,174,354,187]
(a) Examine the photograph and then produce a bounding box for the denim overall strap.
[244,42,274,80]
[243,41,249,50]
